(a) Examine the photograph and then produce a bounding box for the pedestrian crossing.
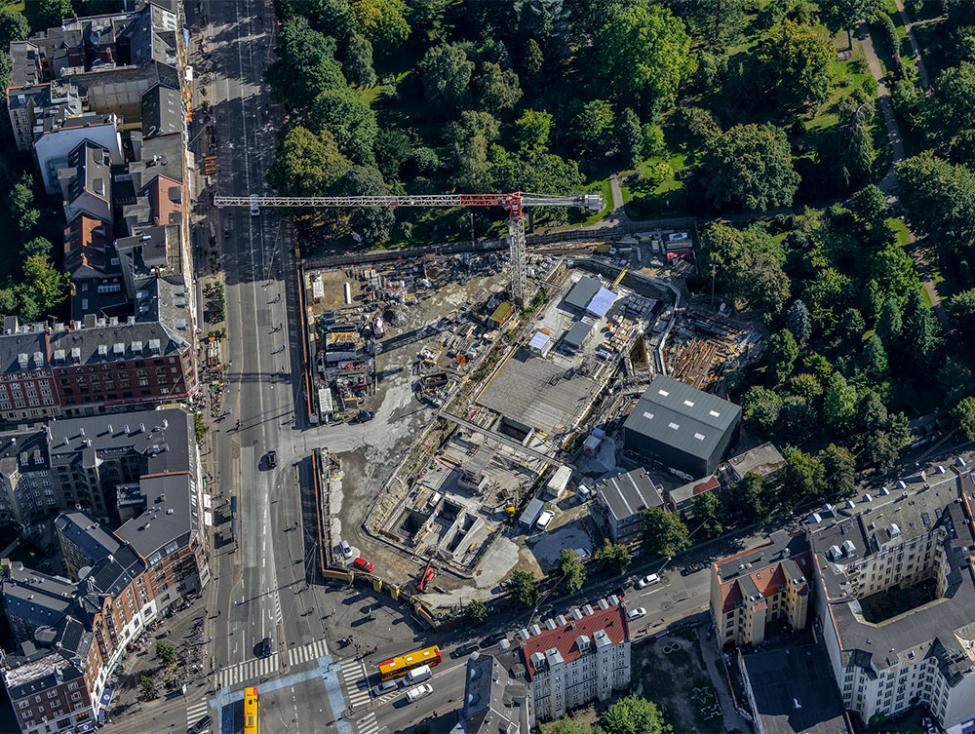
[357,711,380,734]
[185,697,211,732]
[287,638,329,667]
[273,591,283,625]
[213,652,280,688]
[340,659,371,708]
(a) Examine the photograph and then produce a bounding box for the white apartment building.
[812,470,975,733]
[507,598,631,721]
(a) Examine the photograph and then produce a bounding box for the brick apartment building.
[1,407,209,734]
[498,598,632,721]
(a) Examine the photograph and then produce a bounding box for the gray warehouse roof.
[596,467,665,524]
[742,644,852,734]
[562,320,593,350]
[623,375,740,462]
[562,276,602,313]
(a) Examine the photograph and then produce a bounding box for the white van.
[535,511,553,530]
[406,683,433,702]
[405,664,432,684]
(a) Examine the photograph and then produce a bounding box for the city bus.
[243,686,259,734]
[377,645,442,682]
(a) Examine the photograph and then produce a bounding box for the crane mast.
[214,191,602,306]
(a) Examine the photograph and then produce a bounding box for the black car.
[188,714,211,734]
[265,450,277,469]
[258,637,272,658]
[450,642,478,659]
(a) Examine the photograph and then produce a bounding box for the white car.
[628,607,647,620]
[339,540,354,560]
[636,573,660,589]
[249,194,260,217]
[406,683,433,703]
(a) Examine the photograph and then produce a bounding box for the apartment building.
[812,470,975,733]
[710,529,813,648]
[500,598,631,721]
[455,653,534,734]
[0,282,196,423]
[1,409,208,734]
[594,467,665,542]
[0,431,56,534]
[55,510,121,580]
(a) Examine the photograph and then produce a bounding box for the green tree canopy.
[507,570,539,607]
[270,126,351,196]
[742,386,783,434]
[642,507,690,558]
[779,447,824,504]
[465,599,488,624]
[897,152,975,263]
[513,109,554,154]
[476,61,522,111]
[954,397,975,441]
[309,86,378,164]
[445,111,500,191]
[785,300,812,344]
[699,123,800,211]
[824,372,857,432]
[595,1,695,116]
[766,328,800,383]
[557,548,586,593]
[691,492,723,538]
[418,44,473,112]
[595,539,632,574]
[573,99,616,159]
[269,17,346,109]
[599,696,670,734]
[730,473,766,524]
[754,19,834,112]
[819,444,856,498]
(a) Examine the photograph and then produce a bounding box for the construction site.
[269,186,768,609]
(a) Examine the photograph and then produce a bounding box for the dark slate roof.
[562,320,593,350]
[2,563,76,631]
[742,644,852,734]
[83,543,144,600]
[48,407,192,479]
[462,653,530,734]
[60,140,111,205]
[141,84,181,137]
[0,430,50,478]
[116,472,196,560]
[562,276,602,312]
[623,375,741,461]
[55,510,121,568]
[595,467,665,524]
[0,320,49,372]
[813,471,975,674]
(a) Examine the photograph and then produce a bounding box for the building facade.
[710,529,812,648]
[812,470,975,733]
[507,599,631,721]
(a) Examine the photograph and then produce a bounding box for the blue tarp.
[100,688,113,707]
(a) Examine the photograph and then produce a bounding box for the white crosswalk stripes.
[357,712,379,734]
[273,591,283,625]
[213,652,280,688]
[340,660,371,708]
[186,697,210,731]
[287,638,329,666]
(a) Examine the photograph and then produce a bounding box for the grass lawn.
[887,216,912,247]
[622,151,691,219]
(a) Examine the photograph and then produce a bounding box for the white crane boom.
[214,191,603,305]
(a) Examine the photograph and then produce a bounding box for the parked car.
[406,683,433,703]
[352,557,374,573]
[339,540,354,560]
[636,574,660,589]
[628,607,647,620]
[372,679,397,696]
[264,450,277,469]
[450,642,478,659]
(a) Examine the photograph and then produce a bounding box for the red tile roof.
[719,552,813,613]
[520,603,630,679]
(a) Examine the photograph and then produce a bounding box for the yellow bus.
[243,686,259,734]
[377,645,442,682]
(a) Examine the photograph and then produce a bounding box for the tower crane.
[213,191,602,306]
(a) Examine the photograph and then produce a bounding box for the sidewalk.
[697,625,749,732]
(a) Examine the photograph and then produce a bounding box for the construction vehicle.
[214,191,602,306]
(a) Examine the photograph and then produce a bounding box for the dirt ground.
[633,631,725,734]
